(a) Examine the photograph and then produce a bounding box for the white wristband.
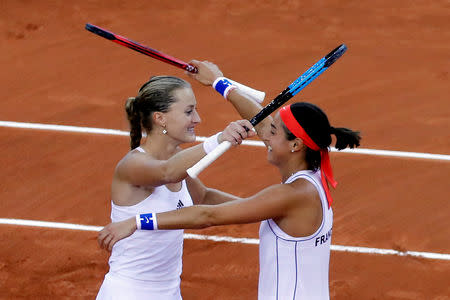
[226,78,265,104]
[136,214,141,230]
[202,132,222,154]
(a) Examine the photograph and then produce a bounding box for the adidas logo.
[176,200,184,209]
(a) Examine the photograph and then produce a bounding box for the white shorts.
[96,272,182,300]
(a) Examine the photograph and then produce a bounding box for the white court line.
[0,121,129,136]
[1,120,449,161]
[1,218,449,261]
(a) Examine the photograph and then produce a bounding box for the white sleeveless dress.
[96,147,193,300]
[258,170,333,300]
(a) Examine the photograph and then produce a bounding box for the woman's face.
[163,87,201,143]
[266,113,292,165]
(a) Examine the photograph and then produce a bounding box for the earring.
[291,149,295,153]
[162,126,167,135]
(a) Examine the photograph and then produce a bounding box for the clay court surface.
[1,1,449,299]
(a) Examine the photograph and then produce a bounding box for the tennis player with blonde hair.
[95,74,255,300]
[98,62,361,299]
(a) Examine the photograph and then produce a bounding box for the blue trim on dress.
[276,237,279,300]
[293,242,298,300]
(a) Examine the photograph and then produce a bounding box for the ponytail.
[125,97,142,149]
[330,126,361,150]
[282,102,362,171]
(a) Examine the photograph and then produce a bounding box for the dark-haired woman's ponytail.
[125,97,142,149]
[330,126,361,150]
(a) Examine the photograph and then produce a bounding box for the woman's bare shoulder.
[114,149,155,178]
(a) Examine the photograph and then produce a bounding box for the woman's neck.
[279,159,309,183]
[139,133,181,160]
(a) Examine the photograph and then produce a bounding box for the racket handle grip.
[186,64,198,73]
[187,141,232,178]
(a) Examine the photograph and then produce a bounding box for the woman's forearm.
[164,143,206,182]
[227,89,272,140]
[227,88,263,119]
[98,208,213,252]
[158,205,213,229]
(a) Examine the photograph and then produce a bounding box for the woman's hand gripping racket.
[187,44,348,178]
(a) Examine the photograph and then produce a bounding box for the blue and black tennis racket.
[187,44,348,177]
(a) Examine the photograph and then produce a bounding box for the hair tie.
[329,126,336,134]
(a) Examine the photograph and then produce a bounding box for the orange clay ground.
[0,1,449,299]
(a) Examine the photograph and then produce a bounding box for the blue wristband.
[213,77,236,99]
[137,213,158,230]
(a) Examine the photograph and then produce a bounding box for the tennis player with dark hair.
[95,75,255,300]
[98,62,361,299]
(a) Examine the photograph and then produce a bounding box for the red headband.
[279,104,337,208]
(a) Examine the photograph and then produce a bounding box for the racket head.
[324,44,347,67]
[85,23,115,40]
[250,44,347,125]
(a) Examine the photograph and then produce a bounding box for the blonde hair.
[125,76,190,149]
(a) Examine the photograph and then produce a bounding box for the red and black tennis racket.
[85,23,266,102]
[85,23,198,73]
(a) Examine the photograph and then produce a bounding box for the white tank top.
[258,170,333,300]
[107,147,193,282]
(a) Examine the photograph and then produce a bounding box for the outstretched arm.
[98,181,310,251]
[187,60,272,145]
[117,119,256,187]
